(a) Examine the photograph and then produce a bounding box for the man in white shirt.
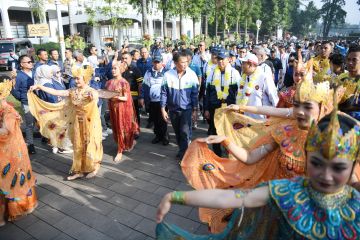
[87,46,99,69]
[192,41,211,74]
[240,54,279,119]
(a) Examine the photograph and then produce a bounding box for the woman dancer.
[0,76,37,226]
[106,61,139,162]
[181,75,342,232]
[28,66,103,180]
[157,111,360,239]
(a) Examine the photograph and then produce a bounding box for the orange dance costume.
[106,78,139,153]
[181,73,337,232]
[0,100,37,221]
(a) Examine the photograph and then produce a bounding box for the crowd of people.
[0,36,360,240]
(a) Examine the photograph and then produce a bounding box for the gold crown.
[306,90,360,161]
[72,65,94,84]
[0,79,14,99]
[294,63,331,104]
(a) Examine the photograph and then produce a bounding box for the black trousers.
[208,107,222,157]
[132,97,140,125]
[169,109,192,156]
[150,102,167,139]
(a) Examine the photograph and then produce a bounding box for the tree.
[320,0,346,37]
[27,0,46,23]
[85,0,132,44]
[128,0,149,35]
[290,1,319,37]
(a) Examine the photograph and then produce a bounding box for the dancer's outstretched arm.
[227,104,293,119]
[198,135,277,164]
[156,186,269,223]
[30,85,69,97]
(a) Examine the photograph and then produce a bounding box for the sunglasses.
[21,61,33,64]
[56,71,61,74]
[198,44,204,47]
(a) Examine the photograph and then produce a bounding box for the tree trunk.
[204,15,208,37]
[142,0,148,35]
[193,17,196,39]
[180,12,183,36]
[244,18,248,42]
[215,11,218,40]
[223,15,226,40]
[68,2,75,35]
[163,7,167,38]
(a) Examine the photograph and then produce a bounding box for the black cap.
[217,49,230,59]
[152,54,163,62]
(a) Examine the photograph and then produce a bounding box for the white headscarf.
[34,65,53,86]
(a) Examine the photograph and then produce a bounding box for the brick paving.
[0,117,209,240]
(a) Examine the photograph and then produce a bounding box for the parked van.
[0,38,34,70]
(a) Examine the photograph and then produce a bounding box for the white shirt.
[243,68,279,119]
[87,55,99,69]
[280,53,289,77]
[192,52,211,70]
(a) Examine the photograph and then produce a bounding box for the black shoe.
[151,137,161,144]
[28,144,36,154]
[146,122,154,129]
[162,137,169,146]
[134,134,140,140]
[175,152,184,160]
[41,137,48,144]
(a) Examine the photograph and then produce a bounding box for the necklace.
[212,65,233,100]
[236,68,260,105]
[307,182,350,209]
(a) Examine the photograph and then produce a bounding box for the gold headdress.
[0,78,14,99]
[306,90,360,161]
[72,65,94,84]
[294,60,331,104]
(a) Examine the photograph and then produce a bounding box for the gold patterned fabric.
[28,86,103,174]
[0,102,37,220]
[313,56,331,83]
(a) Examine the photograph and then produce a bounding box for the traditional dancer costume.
[106,76,139,154]
[0,79,37,222]
[157,111,360,239]
[181,73,338,232]
[28,66,103,176]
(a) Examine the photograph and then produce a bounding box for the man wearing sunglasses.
[11,55,36,154]
[88,46,99,69]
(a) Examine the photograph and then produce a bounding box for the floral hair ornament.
[0,78,14,99]
[306,88,360,161]
[294,59,331,104]
[72,65,94,84]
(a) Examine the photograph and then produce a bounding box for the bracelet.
[285,108,291,117]
[171,191,186,205]
[260,145,266,155]
[221,138,231,148]
[233,189,245,199]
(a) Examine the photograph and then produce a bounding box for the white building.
[0,0,201,49]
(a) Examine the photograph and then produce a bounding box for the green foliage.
[320,0,346,37]
[27,0,45,23]
[290,1,319,37]
[33,42,60,53]
[85,0,131,38]
[64,34,86,51]
[142,34,152,49]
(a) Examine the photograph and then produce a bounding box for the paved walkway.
[0,117,209,240]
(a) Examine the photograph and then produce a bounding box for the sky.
[311,0,360,25]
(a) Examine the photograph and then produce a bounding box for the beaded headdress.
[72,65,94,84]
[294,59,331,104]
[0,78,14,99]
[306,90,360,161]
